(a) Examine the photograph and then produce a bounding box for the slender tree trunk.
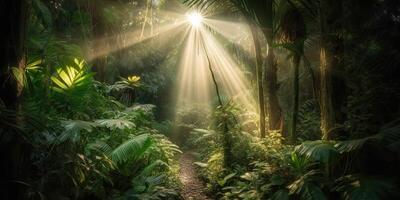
[264,49,282,131]
[262,1,283,132]
[249,22,266,138]
[319,0,345,140]
[0,0,29,199]
[200,30,233,169]
[90,0,107,82]
[290,55,301,142]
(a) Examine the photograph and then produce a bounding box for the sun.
[186,12,203,27]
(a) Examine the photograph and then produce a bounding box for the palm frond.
[111,134,153,164]
[95,119,136,130]
[295,140,339,164]
[51,58,93,94]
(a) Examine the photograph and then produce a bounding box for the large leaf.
[111,134,153,163]
[334,175,398,200]
[335,119,400,153]
[271,189,290,200]
[295,140,339,164]
[289,170,326,200]
[51,59,93,93]
[58,120,98,143]
[218,173,237,186]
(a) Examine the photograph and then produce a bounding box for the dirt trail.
[179,152,213,200]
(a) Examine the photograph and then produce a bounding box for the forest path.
[179,152,213,200]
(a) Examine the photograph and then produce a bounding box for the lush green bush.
[8,58,182,200]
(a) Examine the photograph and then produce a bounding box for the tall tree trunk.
[262,1,283,132]
[249,22,266,138]
[290,55,301,142]
[264,49,282,131]
[0,0,29,199]
[319,0,345,140]
[90,0,107,82]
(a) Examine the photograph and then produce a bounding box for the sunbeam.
[203,18,253,54]
[174,12,257,118]
[86,20,186,61]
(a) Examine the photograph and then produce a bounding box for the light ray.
[200,28,257,112]
[175,27,212,108]
[203,18,254,55]
[174,19,257,117]
[86,20,186,61]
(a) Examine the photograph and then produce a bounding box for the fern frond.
[111,134,153,164]
[95,119,136,130]
[87,140,113,154]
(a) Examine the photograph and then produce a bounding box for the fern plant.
[51,58,93,94]
[111,134,153,164]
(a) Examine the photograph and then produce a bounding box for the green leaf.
[218,173,237,186]
[111,134,153,164]
[334,175,398,200]
[87,140,112,154]
[95,119,136,130]
[271,189,290,200]
[193,162,208,168]
[51,59,93,93]
[288,170,325,200]
[58,120,98,143]
[295,140,339,163]
[26,59,43,69]
[135,160,168,179]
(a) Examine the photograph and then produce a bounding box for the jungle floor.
[179,152,213,200]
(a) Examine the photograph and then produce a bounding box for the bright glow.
[83,7,257,121]
[174,20,257,118]
[186,12,203,27]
